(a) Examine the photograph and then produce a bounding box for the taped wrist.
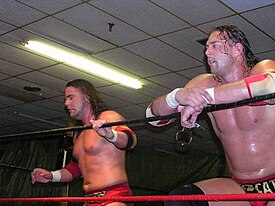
[201,88,215,104]
[146,101,174,127]
[64,161,82,180]
[113,126,137,150]
[107,129,118,142]
[244,73,275,105]
[166,88,181,108]
[50,170,61,182]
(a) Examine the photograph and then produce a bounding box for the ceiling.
[0,0,274,156]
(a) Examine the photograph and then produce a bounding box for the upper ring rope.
[0,92,274,140]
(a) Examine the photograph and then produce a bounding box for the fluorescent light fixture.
[22,40,143,89]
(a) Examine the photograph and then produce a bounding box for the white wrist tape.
[202,87,215,104]
[166,88,181,108]
[109,129,118,142]
[50,170,61,182]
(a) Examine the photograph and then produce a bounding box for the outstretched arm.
[31,167,74,184]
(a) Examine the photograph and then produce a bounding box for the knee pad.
[164,184,209,206]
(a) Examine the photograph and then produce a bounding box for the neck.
[218,65,247,84]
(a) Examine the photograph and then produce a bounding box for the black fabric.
[71,155,78,163]
[164,184,209,206]
[117,130,134,150]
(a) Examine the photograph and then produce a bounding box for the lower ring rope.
[0,193,275,202]
[0,163,33,172]
[1,92,274,140]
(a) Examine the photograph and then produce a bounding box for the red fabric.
[244,74,268,98]
[233,174,275,206]
[114,126,135,136]
[85,182,133,206]
[233,173,275,184]
[244,74,269,106]
[250,201,268,206]
[147,102,172,126]
[64,161,82,180]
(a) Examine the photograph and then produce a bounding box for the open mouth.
[208,59,216,65]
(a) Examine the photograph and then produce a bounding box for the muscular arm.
[213,60,275,104]
[146,74,214,126]
[146,59,275,127]
[92,110,137,150]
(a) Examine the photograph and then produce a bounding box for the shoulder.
[250,59,275,75]
[98,110,125,122]
[186,73,217,88]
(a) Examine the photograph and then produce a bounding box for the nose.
[64,99,69,107]
[205,47,211,56]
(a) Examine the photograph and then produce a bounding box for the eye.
[212,43,220,48]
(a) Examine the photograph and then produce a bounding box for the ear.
[84,95,90,103]
[234,42,244,56]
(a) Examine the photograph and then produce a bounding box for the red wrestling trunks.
[85,182,133,206]
[233,173,275,206]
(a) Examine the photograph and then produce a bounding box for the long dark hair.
[211,25,260,73]
[65,79,108,125]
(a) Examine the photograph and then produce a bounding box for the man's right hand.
[31,168,52,184]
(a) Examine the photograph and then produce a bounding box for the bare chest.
[72,130,104,160]
[211,105,275,134]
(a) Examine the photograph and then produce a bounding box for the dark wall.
[0,137,228,206]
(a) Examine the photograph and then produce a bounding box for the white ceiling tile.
[98,85,152,104]
[0,95,24,106]
[0,59,32,76]
[0,73,10,80]
[19,71,67,92]
[221,0,275,12]
[101,94,132,108]
[41,65,113,88]
[93,48,169,77]
[147,73,189,89]
[17,0,82,14]
[14,103,66,119]
[33,98,65,112]
[158,28,207,61]
[0,0,46,27]
[0,21,16,34]
[115,104,146,119]
[125,38,202,71]
[0,77,62,99]
[177,66,209,79]
[152,0,234,25]
[24,17,115,54]
[90,0,189,36]
[54,4,150,46]
[137,79,171,98]
[257,51,275,60]
[0,42,57,69]
[13,103,65,119]
[242,5,275,38]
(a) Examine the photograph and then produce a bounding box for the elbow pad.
[244,72,275,105]
[146,101,174,127]
[64,161,82,180]
[114,126,137,150]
